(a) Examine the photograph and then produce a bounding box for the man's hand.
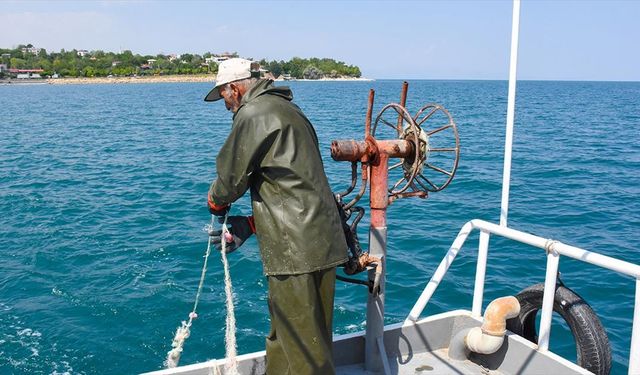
[207,194,230,217]
[209,216,256,253]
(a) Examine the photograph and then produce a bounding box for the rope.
[544,239,559,255]
[165,216,215,368]
[165,215,239,373]
[219,215,238,374]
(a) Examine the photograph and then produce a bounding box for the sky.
[1,0,638,81]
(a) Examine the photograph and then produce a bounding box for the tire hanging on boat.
[506,283,612,375]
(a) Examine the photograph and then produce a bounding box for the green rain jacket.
[209,79,348,276]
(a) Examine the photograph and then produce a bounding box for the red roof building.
[8,69,45,73]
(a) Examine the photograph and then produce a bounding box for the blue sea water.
[0,80,638,374]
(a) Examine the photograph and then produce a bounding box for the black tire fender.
[506,283,612,375]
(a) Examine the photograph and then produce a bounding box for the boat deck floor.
[337,348,501,375]
[143,311,588,375]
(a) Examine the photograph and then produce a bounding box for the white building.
[21,47,41,55]
[77,50,89,57]
[205,53,243,66]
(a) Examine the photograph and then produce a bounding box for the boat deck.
[337,348,502,375]
[144,310,590,375]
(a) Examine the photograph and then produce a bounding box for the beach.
[14,75,374,85]
[44,74,215,85]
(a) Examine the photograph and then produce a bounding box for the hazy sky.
[1,0,638,81]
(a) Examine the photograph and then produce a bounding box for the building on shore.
[21,46,41,55]
[7,69,45,79]
[206,52,238,65]
[260,67,275,81]
[277,73,292,81]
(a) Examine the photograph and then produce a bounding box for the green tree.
[1,44,360,79]
[9,57,27,69]
[83,66,96,77]
[303,65,323,80]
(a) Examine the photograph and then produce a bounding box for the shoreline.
[46,75,214,85]
[1,75,373,85]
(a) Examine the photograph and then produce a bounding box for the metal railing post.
[500,0,521,227]
[629,278,640,375]
[537,247,560,352]
[472,231,490,317]
[405,219,640,372]
[404,222,473,324]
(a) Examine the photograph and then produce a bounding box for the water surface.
[1,80,638,374]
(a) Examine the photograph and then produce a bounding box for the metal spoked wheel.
[412,103,460,192]
[372,103,422,195]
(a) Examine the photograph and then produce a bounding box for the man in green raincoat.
[204,58,348,375]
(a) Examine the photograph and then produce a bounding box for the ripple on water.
[0,80,638,373]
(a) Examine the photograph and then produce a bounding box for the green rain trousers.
[266,267,337,375]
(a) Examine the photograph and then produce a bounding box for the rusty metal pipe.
[388,191,427,205]
[370,153,389,224]
[449,296,521,361]
[377,140,414,158]
[331,139,414,161]
[481,296,521,336]
[396,81,409,133]
[331,140,368,162]
[365,89,375,138]
[465,296,521,355]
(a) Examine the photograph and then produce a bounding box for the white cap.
[204,58,259,102]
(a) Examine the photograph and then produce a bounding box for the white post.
[500,0,521,227]
[538,250,560,351]
[629,278,640,375]
[472,231,490,317]
[405,222,473,324]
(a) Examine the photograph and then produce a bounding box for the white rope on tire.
[165,215,239,375]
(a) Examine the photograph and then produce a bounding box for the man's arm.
[208,112,271,207]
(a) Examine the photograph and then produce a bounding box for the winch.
[331,82,460,372]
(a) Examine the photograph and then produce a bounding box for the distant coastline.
[2,45,364,82]
[46,75,213,85]
[1,75,374,85]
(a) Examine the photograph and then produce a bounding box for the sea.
[1,80,638,374]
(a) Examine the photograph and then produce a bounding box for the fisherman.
[204,58,348,375]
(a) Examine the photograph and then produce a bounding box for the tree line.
[0,44,361,79]
[259,57,361,79]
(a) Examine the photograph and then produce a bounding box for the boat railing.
[404,219,640,375]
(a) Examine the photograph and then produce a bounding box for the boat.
[144,1,639,374]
